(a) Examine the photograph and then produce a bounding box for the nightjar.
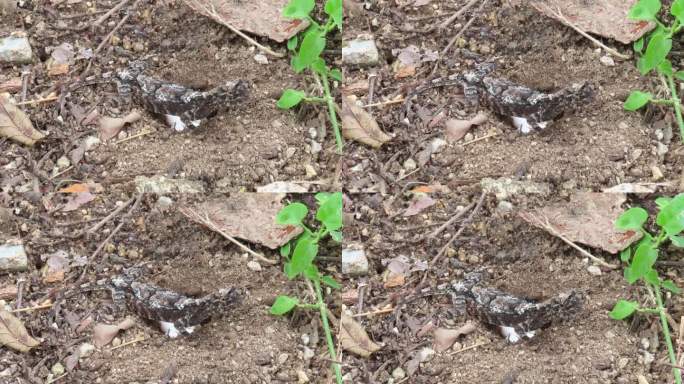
[110,267,241,338]
[450,270,583,343]
[116,61,250,132]
[405,62,593,134]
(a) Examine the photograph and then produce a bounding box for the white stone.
[254,54,268,65]
[342,245,369,276]
[247,260,262,272]
[78,343,95,358]
[403,158,417,171]
[587,265,602,276]
[599,55,615,66]
[0,35,33,64]
[342,39,379,67]
[56,156,70,169]
[84,136,101,151]
[391,367,406,380]
[0,242,28,271]
[429,137,447,154]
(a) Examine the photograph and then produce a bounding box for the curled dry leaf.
[93,317,136,348]
[0,309,41,353]
[62,192,95,212]
[445,112,488,142]
[433,322,477,352]
[403,195,436,217]
[340,312,381,357]
[0,93,45,146]
[341,95,391,148]
[99,110,141,141]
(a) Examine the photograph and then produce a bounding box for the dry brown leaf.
[93,317,135,347]
[383,273,405,288]
[62,192,95,212]
[433,322,477,352]
[519,192,642,254]
[0,93,45,146]
[445,112,488,142]
[181,193,302,249]
[403,195,436,217]
[340,312,381,357]
[341,95,391,148]
[99,110,141,141]
[184,0,308,42]
[0,309,40,352]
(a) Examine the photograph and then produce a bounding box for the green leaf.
[658,59,673,76]
[330,230,342,242]
[672,0,684,23]
[639,33,672,75]
[324,0,343,30]
[311,57,327,75]
[656,197,672,208]
[280,242,292,258]
[287,36,298,51]
[297,28,326,70]
[623,91,653,111]
[276,202,308,226]
[284,261,297,279]
[675,71,684,81]
[671,235,684,247]
[615,207,648,230]
[628,242,658,283]
[315,192,333,204]
[304,264,320,281]
[321,275,341,289]
[634,37,645,53]
[289,236,319,277]
[656,193,684,236]
[316,192,342,232]
[291,55,306,73]
[282,0,315,19]
[270,295,299,315]
[620,247,632,263]
[329,68,342,82]
[662,279,681,294]
[644,269,660,285]
[624,266,635,283]
[277,89,306,109]
[609,299,639,320]
[628,0,661,21]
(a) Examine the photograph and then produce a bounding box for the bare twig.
[87,197,135,234]
[531,3,630,60]
[362,98,405,108]
[352,307,394,317]
[183,0,285,58]
[179,207,277,265]
[95,0,141,54]
[432,191,486,265]
[109,336,147,350]
[447,340,490,356]
[438,0,479,31]
[113,129,153,145]
[92,0,130,28]
[12,302,53,313]
[427,201,476,240]
[460,132,498,146]
[441,0,489,56]
[13,96,59,106]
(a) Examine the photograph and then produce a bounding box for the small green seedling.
[611,194,684,384]
[278,0,343,152]
[625,0,684,141]
[270,192,343,384]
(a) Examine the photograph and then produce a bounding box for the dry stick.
[460,132,498,146]
[362,98,405,108]
[46,372,68,384]
[12,302,53,313]
[432,191,486,266]
[13,96,59,106]
[183,0,285,58]
[352,307,394,317]
[109,336,146,351]
[113,129,153,145]
[441,0,489,56]
[447,340,491,356]
[427,201,476,240]
[87,197,135,234]
[531,3,630,60]
[95,0,141,55]
[438,0,479,30]
[531,214,618,269]
[92,0,130,28]
[181,208,277,265]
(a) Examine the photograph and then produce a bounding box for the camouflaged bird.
[110,267,241,338]
[404,62,593,133]
[450,270,583,343]
[116,61,250,132]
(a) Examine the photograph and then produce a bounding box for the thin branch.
[92,0,130,28]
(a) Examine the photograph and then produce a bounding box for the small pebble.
[254,54,268,64]
[403,158,417,171]
[277,353,289,365]
[391,367,406,380]
[79,343,95,359]
[652,165,664,181]
[56,156,70,169]
[51,362,65,376]
[247,260,262,272]
[587,265,602,276]
[599,55,615,66]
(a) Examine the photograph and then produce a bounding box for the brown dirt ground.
[0,0,340,383]
[342,0,684,383]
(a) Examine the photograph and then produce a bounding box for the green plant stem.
[652,283,682,384]
[305,96,327,103]
[313,279,342,384]
[314,70,343,153]
[637,307,661,314]
[297,303,320,310]
[666,74,684,142]
[651,98,675,105]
